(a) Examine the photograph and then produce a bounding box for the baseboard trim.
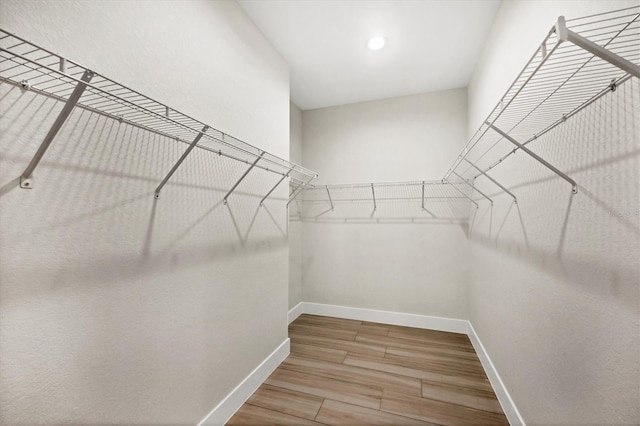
[300,302,523,425]
[200,303,523,426]
[288,302,303,324]
[467,322,525,426]
[302,302,468,334]
[198,338,290,426]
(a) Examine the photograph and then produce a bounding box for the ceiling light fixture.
[367,36,386,51]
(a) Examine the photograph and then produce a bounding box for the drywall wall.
[466,1,639,423]
[300,89,471,319]
[289,102,303,309]
[0,1,291,424]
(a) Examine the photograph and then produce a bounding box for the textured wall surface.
[300,89,471,319]
[289,102,303,309]
[467,1,640,423]
[0,0,290,424]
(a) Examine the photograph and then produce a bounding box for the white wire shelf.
[293,180,476,222]
[445,6,639,195]
[0,28,318,200]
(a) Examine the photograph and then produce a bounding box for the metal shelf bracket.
[154,125,209,198]
[326,185,334,211]
[486,123,578,194]
[452,171,493,205]
[19,69,95,189]
[463,159,517,203]
[371,183,376,211]
[287,175,314,207]
[223,152,265,205]
[443,178,479,209]
[260,168,292,206]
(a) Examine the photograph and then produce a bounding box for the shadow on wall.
[0,83,290,300]
[467,77,640,311]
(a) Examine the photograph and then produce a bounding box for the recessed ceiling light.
[367,36,386,51]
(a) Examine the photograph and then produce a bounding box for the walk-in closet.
[1,1,638,425]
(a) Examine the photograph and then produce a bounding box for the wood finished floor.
[226,314,508,425]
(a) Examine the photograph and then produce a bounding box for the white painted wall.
[289,102,303,309]
[300,89,471,320]
[467,1,639,423]
[0,1,291,424]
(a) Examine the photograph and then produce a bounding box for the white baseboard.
[467,322,525,426]
[288,302,303,324]
[302,302,468,334]
[200,303,523,426]
[300,302,523,426]
[198,338,290,426]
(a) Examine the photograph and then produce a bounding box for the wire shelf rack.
[444,6,639,194]
[293,180,475,222]
[0,28,317,200]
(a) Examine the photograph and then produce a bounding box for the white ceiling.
[238,0,501,110]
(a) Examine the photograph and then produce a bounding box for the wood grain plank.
[289,323,357,341]
[265,368,382,409]
[315,399,438,426]
[386,329,475,350]
[421,380,503,414]
[343,355,493,392]
[381,391,509,425]
[295,315,389,336]
[280,355,422,396]
[384,352,488,378]
[385,346,484,369]
[226,403,326,425]
[245,384,324,420]
[356,333,478,358]
[290,333,386,357]
[291,342,348,363]
[386,325,470,343]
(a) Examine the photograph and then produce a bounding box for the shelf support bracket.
[444,178,479,209]
[421,181,436,218]
[452,172,493,205]
[371,183,376,211]
[463,159,517,203]
[287,175,314,207]
[223,152,265,205]
[260,168,292,206]
[19,69,95,189]
[326,185,334,211]
[486,122,577,194]
[154,125,209,198]
[556,16,640,79]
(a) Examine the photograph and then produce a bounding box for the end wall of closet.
[292,88,471,320]
[0,1,293,424]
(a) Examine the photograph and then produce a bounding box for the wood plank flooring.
[226,314,508,425]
